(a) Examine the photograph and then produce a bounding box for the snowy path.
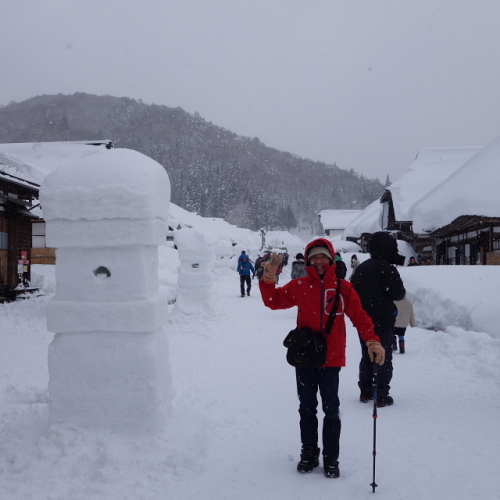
[165,269,500,500]
[0,267,499,499]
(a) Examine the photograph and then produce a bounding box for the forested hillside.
[0,93,383,231]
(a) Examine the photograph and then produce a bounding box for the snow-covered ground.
[0,258,499,499]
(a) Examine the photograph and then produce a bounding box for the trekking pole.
[370,361,379,493]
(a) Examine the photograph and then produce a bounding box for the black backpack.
[335,260,347,279]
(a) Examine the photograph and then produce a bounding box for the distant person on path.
[282,252,289,266]
[351,232,406,407]
[392,295,416,353]
[350,254,360,279]
[275,254,284,284]
[238,250,252,264]
[259,238,385,479]
[255,252,270,281]
[237,255,255,297]
[334,252,347,279]
[407,256,419,267]
[290,252,307,280]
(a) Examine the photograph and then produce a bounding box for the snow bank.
[399,265,499,338]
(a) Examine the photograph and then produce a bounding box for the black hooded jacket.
[350,232,406,328]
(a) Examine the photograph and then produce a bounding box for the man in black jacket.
[334,252,347,279]
[351,232,406,407]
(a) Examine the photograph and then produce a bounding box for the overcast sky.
[2,0,500,182]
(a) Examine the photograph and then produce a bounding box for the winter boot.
[392,335,398,351]
[359,382,373,403]
[323,457,340,478]
[376,395,394,408]
[399,339,405,354]
[297,445,320,473]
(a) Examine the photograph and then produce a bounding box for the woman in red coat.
[259,238,385,478]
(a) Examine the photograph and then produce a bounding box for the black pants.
[393,326,407,339]
[240,275,251,295]
[358,326,393,398]
[295,367,341,459]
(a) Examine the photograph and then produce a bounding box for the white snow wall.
[40,148,172,433]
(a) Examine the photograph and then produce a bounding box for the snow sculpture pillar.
[40,148,172,433]
[174,228,216,314]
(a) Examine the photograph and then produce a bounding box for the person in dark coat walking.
[255,252,270,281]
[291,252,307,280]
[334,252,347,279]
[350,232,406,407]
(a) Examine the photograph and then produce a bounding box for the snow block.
[177,272,214,289]
[175,288,215,314]
[46,218,167,248]
[40,148,170,222]
[48,329,172,433]
[41,147,172,433]
[47,296,167,333]
[54,247,159,302]
[174,227,215,314]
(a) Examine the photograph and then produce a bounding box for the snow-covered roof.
[412,134,500,233]
[264,230,305,249]
[342,199,382,238]
[318,209,363,230]
[388,146,482,222]
[343,143,491,239]
[0,141,113,185]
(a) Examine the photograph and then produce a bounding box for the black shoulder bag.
[283,280,342,368]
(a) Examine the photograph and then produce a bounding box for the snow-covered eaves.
[388,146,482,223]
[0,141,113,185]
[0,168,40,192]
[411,134,500,234]
[342,199,382,239]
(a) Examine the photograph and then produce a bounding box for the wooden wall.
[31,247,56,265]
[486,251,500,265]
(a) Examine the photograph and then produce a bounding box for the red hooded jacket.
[259,238,379,367]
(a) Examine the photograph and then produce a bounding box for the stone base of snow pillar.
[48,330,171,433]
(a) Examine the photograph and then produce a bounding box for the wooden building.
[0,170,40,301]
[411,135,500,265]
[429,216,500,265]
[0,141,114,300]
[343,141,500,265]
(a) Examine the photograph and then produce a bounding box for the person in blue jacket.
[237,256,255,297]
